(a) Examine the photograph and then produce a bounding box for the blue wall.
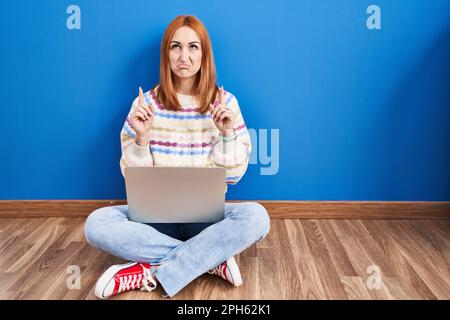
[1,0,449,200]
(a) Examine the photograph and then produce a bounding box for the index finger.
[220,86,225,105]
[138,86,144,105]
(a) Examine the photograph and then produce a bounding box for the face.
[169,26,202,81]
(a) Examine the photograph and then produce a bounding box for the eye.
[190,44,199,49]
[170,44,180,49]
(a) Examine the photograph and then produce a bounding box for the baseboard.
[0,200,449,219]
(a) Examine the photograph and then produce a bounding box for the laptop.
[124,167,226,223]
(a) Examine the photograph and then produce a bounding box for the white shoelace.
[117,265,157,293]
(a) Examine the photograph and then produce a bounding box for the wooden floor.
[0,218,448,300]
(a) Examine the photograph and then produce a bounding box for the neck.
[176,76,196,95]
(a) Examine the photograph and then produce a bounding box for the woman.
[84,15,270,299]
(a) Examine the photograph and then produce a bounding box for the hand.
[130,86,155,139]
[209,86,236,136]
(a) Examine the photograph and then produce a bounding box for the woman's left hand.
[209,87,236,136]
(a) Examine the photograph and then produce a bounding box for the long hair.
[154,15,219,114]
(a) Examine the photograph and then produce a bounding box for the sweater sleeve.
[210,94,252,185]
[119,96,155,178]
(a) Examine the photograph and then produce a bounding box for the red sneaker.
[208,256,242,286]
[94,262,159,299]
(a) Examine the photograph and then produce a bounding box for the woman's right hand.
[130,87,155,140]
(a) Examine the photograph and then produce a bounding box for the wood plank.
[0,200,449,219]
[360,220,437,299]
[340,276,373,300]
[317,220,357,277]
[0,217,448,300]
[301,220,348,299]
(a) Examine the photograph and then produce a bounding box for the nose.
[180,47,189,63]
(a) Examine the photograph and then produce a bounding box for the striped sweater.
[120,87,252,192]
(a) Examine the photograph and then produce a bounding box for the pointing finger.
[139,86,144,105]
[220,86,225,105]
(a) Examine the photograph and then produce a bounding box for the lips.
[178,64,190,68]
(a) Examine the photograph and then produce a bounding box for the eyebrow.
[170,41,201,45]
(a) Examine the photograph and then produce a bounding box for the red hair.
[153,15,219,114]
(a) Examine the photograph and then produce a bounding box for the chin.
[176,71,196,79]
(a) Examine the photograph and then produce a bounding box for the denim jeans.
[84,202,271,297]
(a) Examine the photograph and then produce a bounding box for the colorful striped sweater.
[119,87,252,192]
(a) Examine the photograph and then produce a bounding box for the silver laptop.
[124,167,226,223]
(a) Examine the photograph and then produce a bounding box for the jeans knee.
[84,209,99,246]
[84,206,117,247]
[255,202,271,239]
[240,202,271,241]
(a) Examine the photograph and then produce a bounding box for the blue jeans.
[83,202,270,297]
